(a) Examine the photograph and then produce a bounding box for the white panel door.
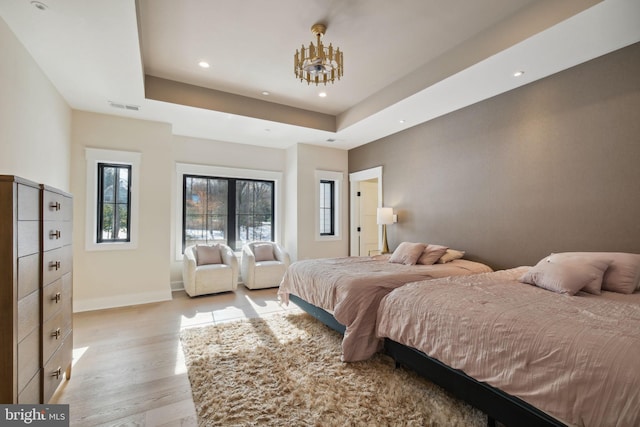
[358,180,379,256]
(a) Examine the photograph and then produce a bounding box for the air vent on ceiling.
[109,101,140,111]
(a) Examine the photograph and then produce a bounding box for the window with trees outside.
[183,175,275,252]
[97,163,132,243]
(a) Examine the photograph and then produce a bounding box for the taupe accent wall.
[349,42,640,270]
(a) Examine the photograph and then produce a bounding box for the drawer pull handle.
[50,201,61,211]
[51,367,62,379]
[50,260,61,270]
[50,230,61,239]
[52,292,62,303]
[52,328,61,339]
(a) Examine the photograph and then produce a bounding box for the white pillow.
[437,249,465,264]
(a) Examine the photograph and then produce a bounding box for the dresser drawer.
[42,311,72,365]
[17,370,41,404]
[42,273,71,324]
[17,183,40,221]
[43,221,72,251]
[17,290,40,341]
[18,328,40,395]
[43,245,72,286]
[18,252,40,300]
[42,277,64,322]
[42,336,72,403]
[43,191,72,222]
[17,220,39,257]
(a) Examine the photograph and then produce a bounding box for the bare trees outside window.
[183,175,274,251]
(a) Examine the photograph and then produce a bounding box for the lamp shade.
[377,207,394,225]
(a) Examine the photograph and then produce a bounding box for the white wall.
[0,16,71,190]
[291,144,350,260]
[284,144,299,261]
[71,111,173,311]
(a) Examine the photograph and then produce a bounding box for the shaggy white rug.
[180,312,485,426]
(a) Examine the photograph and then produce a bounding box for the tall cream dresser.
[0,175,73,404]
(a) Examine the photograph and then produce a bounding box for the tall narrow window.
[319,180,335,236]
[97,163,132,243]
[183,175,274,251]
[315,170,343,241]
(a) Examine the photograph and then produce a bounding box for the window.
[85,148,140,251]
[319,180,335,236]
[97,163,132,242]
[315,170,343,241]
[183,175,275,251]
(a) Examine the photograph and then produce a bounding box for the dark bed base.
[383,339,566,427]
[288,294,566,427]
[289,294,346,334]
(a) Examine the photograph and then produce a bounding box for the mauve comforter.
[376,267,640,426]
[277,256,491,361]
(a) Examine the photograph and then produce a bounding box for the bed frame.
[289,294,567,427]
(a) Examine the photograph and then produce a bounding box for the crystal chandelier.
[294,24,343,85]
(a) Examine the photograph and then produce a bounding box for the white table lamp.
[377,207,394,254]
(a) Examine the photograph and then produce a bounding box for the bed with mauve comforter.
[377,258,640,427]
[278,253,492,361]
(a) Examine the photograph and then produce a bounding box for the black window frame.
[97,162,132,243]
[319,179,335,236]
[182,174,275,252]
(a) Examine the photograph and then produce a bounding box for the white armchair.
[241,241,291,289]
[182,243,238,297]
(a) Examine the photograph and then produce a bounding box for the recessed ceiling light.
[31,1,47,10]
[399,119,406,124]
[261,91,270,96]
[198,61,210,69]
[318,92,327,98]
[513,70,525,77]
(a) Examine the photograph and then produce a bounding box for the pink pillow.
[389,242,427,265]
[196,244,222,266]
[549,252,640,294]
[520,254,610,295]
[417,244,449,265]
[253,243,276,262]
[603,253,640,294]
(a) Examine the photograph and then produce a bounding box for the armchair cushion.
[196,244,222,265]
[254,243,276,262]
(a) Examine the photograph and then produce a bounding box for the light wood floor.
[50,286,302,426]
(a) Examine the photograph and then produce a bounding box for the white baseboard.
[170,280,185,292]
[170,280,246,293]
[73,289,172,313]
